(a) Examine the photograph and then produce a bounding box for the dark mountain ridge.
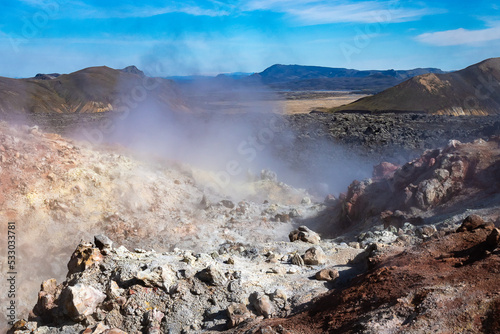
[167,64,445,93]
[248,64,445,92]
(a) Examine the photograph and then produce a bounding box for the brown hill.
[0,66,187,115]
[333,58,500,115]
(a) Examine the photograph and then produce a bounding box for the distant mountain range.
[0,59,498,116]
[0,66,186,115]
[248,64,445,92]
[332,58,500,115]
[167,72,252,82]
[169,65,446,93]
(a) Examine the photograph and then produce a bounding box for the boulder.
[315,269,339,281]
[252,294,273,318]
[29,278,62,324]
[67,243,104,275]
[226,303,253,328]
[416,225,437,239]
[289,226,321,244]
[303,247,326,265]
[372,162,399,180]
[41,279,58,295]
[433,168,450,182]
[291,253,304,266]
[457,215,485,232]
[416,178,447,209]
[485,228,500,251]
[62,284,106,322]
[94,235,113,253]
[135,265,176,291]
[220,200,235,209]
[196,265,227,286]
[107,281,124,299]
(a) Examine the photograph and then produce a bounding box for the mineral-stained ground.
[2,111,500,333]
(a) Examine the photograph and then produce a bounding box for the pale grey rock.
[303,246,326,265]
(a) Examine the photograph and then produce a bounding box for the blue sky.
[0,0,499,77]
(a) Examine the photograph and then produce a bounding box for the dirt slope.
[0,66,187,115]
[333,58,500,115]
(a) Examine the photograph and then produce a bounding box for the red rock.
[62,284,106,321]
[372,162,399,180]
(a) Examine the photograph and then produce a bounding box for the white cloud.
[243,0,439,25]
[416,24,500,46]
[26,1,232,19]
[244,0,318,11]
[15,0,436,22]
[104,5,230,18]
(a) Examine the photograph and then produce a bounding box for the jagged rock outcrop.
[320,137,500,236]
[10,234,369,334]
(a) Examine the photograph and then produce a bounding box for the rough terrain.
[234,220,500,333]
[4,119,500,333]
[13,111,500,164]
[8,231,369,334]
[0,120,330,332]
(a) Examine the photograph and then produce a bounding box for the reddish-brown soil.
[234,224,500,333]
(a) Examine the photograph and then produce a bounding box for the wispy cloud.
[11,0,440,22]
[416,24,500,46]
[17,0,54,6]
[16,0,232,19]
[243,0,440,25]
[98,4,231,19]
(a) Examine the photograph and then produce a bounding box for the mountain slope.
[247,64,445,92]
[0,66,187,115]
[333,58,500,115]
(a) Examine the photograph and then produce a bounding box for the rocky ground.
[286,112,500,162]
[8,231,369,334]
[8,111,500,162]
[2,111,500,333]
[235,218,500,333]
[0,120,334,332]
